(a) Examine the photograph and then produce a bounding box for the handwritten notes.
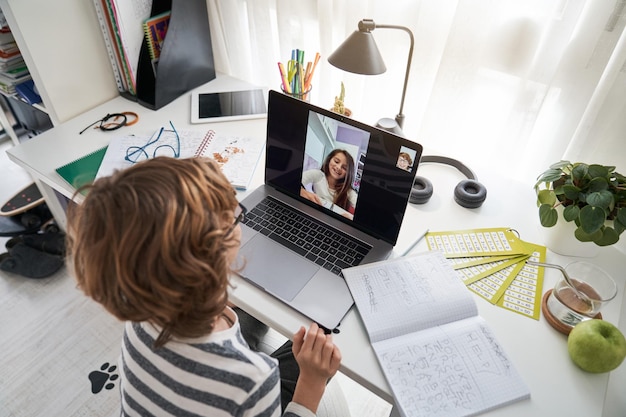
[343,251,530,417]
[347,252,477,343]
[374,317,528,417]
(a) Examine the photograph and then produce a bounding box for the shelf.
[0,90,46,113]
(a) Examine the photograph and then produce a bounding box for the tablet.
[190,89,267,123]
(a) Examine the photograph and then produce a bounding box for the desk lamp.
[328,19,414,135]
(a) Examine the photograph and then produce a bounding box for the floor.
[0,137,393,417]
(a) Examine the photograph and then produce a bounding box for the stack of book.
[0,17,32,96]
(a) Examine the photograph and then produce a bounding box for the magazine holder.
[131,0,216,110]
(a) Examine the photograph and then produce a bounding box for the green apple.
[567,319,626,373]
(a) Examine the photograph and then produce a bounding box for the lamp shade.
[328,30,387,75]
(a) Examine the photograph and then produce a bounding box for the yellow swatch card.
[426,227,531,258]
[456,254,530,285]
[495,243,547,320]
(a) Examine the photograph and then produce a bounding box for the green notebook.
[55,146,107,192]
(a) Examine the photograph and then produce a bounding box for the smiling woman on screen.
[300,148,357,219]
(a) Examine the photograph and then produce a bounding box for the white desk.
[7,76,626,417]
[6,76,269,230]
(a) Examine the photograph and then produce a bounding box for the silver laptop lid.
[265,90,423,245]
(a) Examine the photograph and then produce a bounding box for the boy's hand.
[291,323,342,413]
[292,323,341,379]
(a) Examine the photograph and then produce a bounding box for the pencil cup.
[281,85,312,102]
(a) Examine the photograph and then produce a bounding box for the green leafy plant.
[535,161,626,246]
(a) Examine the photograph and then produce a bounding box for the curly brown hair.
[66,157,239,348]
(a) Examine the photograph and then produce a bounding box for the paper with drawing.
[95,126,263,190]
[95,127,207,180]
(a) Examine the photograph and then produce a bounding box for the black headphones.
[410,155,487,208]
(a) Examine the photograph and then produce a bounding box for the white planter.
[543,218,600,258]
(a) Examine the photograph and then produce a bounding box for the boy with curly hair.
[67,156,341,416]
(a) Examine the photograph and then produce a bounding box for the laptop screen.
[265,90,423,245]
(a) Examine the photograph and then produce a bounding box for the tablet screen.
[194,89,266,122]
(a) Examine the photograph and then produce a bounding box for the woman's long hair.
[322,148,355,211]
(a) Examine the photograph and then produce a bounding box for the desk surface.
[7,76,626,417]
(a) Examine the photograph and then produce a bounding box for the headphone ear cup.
[454,179,487,208]
[410,176,434,204]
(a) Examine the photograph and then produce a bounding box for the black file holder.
[131,0,216,110]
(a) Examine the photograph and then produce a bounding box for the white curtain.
[206,0,626,185]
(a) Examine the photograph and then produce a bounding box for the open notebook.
[94,127,263,190]
[342,251,530,417]
[56,127,263,193]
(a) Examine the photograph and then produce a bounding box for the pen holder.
[281,85,312,102]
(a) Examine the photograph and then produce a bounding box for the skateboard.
[0,183,52,237]
[1,182,45,217]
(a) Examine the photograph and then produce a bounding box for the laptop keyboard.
[242,196,372,276]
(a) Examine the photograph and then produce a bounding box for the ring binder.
[194,130,214,158]
[93,0,124,92]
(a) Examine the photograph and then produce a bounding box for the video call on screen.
[266,92,421,243]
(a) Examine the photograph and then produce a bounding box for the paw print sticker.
[88,362,119,394]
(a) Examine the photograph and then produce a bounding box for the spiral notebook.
[143,11,170,61]
[342,251,530,417]
[194,130,265,190]
[55,147,108,193]
[90,128,263,190]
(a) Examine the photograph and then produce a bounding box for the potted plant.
[331,82,351,117]
[535,160,626,247]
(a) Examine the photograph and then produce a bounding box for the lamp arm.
[374,24,414,129]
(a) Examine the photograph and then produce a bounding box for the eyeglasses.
[225,202,247,238]
[124,121,180,164]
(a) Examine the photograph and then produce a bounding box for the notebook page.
[195,133,265,190]
[95,128,209,180]
[343,251,478,343]
[373,316,530,417]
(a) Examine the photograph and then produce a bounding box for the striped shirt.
[119,310,314,417]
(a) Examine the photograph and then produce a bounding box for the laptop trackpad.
[238,234,318,301]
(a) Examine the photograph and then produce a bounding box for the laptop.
[236,90,423,330]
